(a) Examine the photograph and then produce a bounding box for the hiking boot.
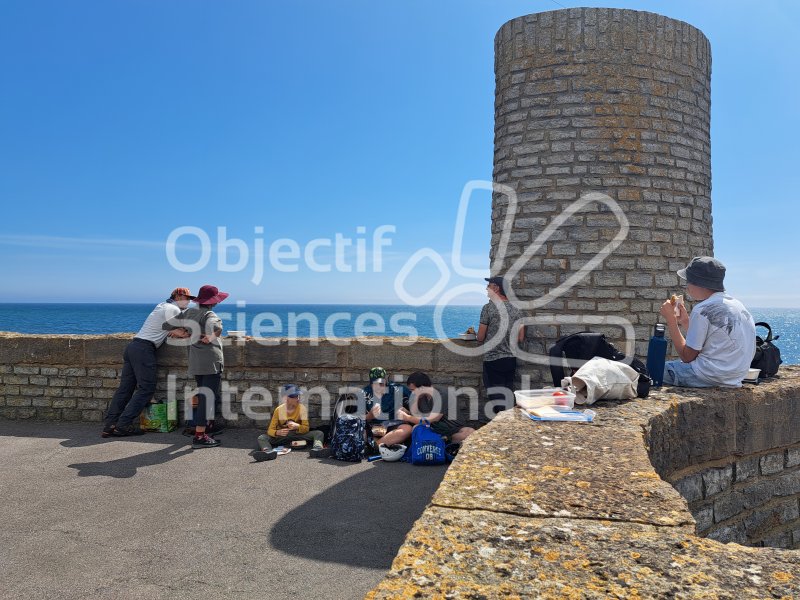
[192,434,221,449]
[251,449,278,462]
[101,424,116,438]
[112,425,146,437]
[309,447,331,459]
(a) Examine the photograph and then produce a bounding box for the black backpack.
[549,332,651,398]
[751,322,782,378]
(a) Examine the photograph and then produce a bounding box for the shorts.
[429,418,465,440]
[663,360,716,388]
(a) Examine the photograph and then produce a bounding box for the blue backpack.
[330,414,366,462]
[409,419,446,466]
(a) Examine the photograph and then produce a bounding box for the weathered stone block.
[13,366,39,375]
[735,456,759,482]
[787,447,800,468]
[761,452,785,475]
[702,465,733,497]
[673,473,703,503]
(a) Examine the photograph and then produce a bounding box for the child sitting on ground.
[399,371,476,447]
[252,384,328,462]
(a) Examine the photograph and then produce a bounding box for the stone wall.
[645,375,800,549]
[369,367,800,597]
[0,333,484,427]
[492,8,713,369]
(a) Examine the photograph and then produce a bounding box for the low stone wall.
[646,374,800,549]
[368,367,800,598]
[0,333,485,426]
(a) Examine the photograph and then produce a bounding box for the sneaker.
[112,425,146,437]
[309,447,331,459]
[192,434,221,449]
[101,424,116,438]
[251,449,278,462]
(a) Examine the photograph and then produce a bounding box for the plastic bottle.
[647,324,668,387]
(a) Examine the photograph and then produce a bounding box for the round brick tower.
[492,8,712,372]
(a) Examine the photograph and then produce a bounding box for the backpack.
[330,415,366,462]
[751,322,782,378]
[328,392,366,442]
[409,420,446,466]
[549,332,651,398]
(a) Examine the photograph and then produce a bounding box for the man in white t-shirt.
[659,257,756,388]
[102,287,194,437]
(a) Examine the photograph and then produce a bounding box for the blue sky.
[1,0,797,307]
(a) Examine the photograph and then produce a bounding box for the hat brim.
[196,292,229,305]
[676,268,687,280]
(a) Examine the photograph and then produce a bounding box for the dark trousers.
[105,338,158,428]
[483,356,517,414]
[193,374,222,428]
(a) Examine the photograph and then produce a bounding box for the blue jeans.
[105,338,158,428]
[663,360,715,388]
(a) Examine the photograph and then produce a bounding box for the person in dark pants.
[163,284,229,449]
[477,276,525,416]
[102,288,195,437]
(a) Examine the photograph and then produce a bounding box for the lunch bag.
[751,322,782,378]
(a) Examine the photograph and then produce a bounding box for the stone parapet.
[0,333,484,426]
[368,367,800,597]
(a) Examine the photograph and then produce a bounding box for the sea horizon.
[1,302,797,365]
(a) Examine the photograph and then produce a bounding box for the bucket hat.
[677,257,726,292]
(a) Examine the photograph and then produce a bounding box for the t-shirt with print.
[479,300,525,362]
[685,292,756,387]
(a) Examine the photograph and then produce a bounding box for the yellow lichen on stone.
[544,550,560,562]
[773,571,794,582]
[576,481,591,489]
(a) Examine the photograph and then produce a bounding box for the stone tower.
[492,8,712,370]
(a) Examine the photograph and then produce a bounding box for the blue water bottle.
[647,324,668,387]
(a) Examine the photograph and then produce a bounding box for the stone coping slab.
[431,407,693,527]
[368,507,800,599]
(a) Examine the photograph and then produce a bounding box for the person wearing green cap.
[362,367,413,446]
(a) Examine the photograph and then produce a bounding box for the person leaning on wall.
[102,287,194,438]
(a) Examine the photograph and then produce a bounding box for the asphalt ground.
[0,421,448,600]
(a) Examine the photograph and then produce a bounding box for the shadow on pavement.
[0,420,264,450]
[68,441,193,478]
[269,460,447,569]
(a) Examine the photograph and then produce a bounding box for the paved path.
[0,421,447,600]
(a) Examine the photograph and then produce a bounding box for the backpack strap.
[754,322,775,342]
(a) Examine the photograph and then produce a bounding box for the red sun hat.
[194,285,230,306]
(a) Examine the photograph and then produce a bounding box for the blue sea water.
[1,303,798,364]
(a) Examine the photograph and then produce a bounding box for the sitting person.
[659,256,756,388]
[362,367,413,446]
[253,384,327,461]
[399,371,476,444]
